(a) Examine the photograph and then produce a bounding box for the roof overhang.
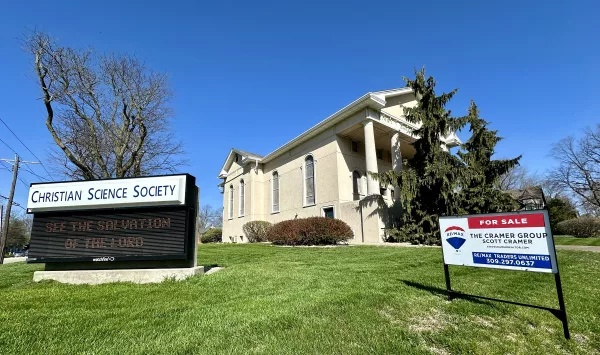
[261,89,412,163]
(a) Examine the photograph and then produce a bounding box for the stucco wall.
[222,127,342,241]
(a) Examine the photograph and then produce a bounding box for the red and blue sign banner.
[439,210,558,273]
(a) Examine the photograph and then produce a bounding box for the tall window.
[352,170,361,201]
[305,155,315,205]
[228,185,233,219]
[272,171,279,213]
[239,179,245,216]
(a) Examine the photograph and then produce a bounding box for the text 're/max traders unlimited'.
[30,184,177,203]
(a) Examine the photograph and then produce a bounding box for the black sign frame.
[26,174,198,268]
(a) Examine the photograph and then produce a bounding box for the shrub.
[201,228,223,243]
[556,217,600,238]
[242,221,272,242]
[266,217,353,246]
[384,226,440,246]
[547,198,578,233]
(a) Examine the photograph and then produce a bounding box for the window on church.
[272,171,279,213]
[305,155,315,205]
[228,185,233,219]
[239,179,245,216]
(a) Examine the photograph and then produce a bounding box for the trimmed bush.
[243,221,272,242]
[201,228,223,243]
[556,217,600,238]
[266,217,353,245]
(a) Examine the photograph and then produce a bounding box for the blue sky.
[0,0,598,211]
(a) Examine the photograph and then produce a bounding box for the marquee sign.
[28,206,188,263]
[439,210,557,273]
[27,174,197,265]
[27,175,188,212]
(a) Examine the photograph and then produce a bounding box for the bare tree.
[197,205,222,229]
[24,31,185,180]
[497,165,539,190]
[548,124,600,211]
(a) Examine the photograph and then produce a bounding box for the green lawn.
[1,245,599,354]
[554,236,600,246]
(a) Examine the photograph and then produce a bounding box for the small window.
[376,149,383,160]
[323,207,334,219]
[351,140,359,153]
[391,189,395,200]
[239,179,245,216]
[380,187,386,196]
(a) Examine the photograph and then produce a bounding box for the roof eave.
[261,93,389,163]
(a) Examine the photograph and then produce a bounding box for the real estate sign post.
[439,210,570,339]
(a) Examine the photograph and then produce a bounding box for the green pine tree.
[457,101,520,214]
[374,68,468,244]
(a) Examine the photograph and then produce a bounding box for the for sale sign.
[439,210,558,273]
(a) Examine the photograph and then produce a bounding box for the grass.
[0,244,599,354]
[554,236,600,246]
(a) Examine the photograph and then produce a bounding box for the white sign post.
[438,210,569,339]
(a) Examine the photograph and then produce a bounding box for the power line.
[21,164,49,182]
[0,117,55,181]
[0,137,18,155]
[0,195,26,211]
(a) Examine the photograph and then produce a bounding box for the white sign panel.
[439,210,558,273]
[27,175,187,212]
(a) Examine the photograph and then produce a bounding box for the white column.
[363,120,380,195]
[391,132,402,200]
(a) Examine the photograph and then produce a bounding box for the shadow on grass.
[400,280,497,307]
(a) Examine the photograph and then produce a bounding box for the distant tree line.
[2,211,31,255]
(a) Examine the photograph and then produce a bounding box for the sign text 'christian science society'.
[27,175,188,212]
[439,211,558,273]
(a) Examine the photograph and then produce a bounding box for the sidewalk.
[369,242,600,253]
[2,257,27,264]
[555,245,600,253]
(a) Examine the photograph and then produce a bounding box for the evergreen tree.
[457,101,520,214]
[546,197,578,233]
[375,68,467,243]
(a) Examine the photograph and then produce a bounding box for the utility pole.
[0,154,39,264]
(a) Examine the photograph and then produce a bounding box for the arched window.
[228,185,233,219]
[352,170,361,200]
[239,179,245,216]
[305,155,315,205]
[272,171,279,213]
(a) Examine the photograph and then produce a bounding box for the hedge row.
[556,217,600,238]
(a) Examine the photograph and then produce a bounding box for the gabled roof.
[218,148,263,178]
